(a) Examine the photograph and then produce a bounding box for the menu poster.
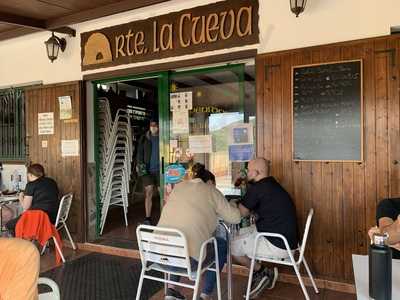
[229,144,254,162]
[189,135,213,153]
[231,123,253,144]
[58,96,72,120]
[170,92,193,111]
[38,112,54,135]
[61,139,79,157]
[172,110,189,134]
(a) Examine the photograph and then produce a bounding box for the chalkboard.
[292,60,362,161]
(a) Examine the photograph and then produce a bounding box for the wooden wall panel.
[25,82,84,242]
[257,35,400,283]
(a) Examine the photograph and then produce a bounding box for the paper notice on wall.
[229,144,254,162]
[38,112,54,135]
[172,110,189,134]
[58,96,72,120]
[188,135,213,153]
[170,92,193,111]
[170,139,178,149]
[61,139,79,157]
[231,123,253,145]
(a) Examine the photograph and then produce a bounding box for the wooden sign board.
[81,0,259,71]
[292,60,363,162]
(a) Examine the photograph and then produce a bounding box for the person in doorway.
[232,158,299,298]
[136,120,160,225]
[0,238,40,299]
[5,164,60,236]
[158,163,241,300]
[368,198,400,258]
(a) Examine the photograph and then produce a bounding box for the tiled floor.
[92,195,161,249]
[40,247,356,300]
[150,273,357,300]
[40,246,90,273]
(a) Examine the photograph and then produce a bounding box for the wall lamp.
[290,0,307,17]
[45,32,67,63]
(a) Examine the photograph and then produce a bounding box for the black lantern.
[290,0,307,17]
[44,32,66,63]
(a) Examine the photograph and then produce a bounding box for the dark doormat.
[40,252,163,300]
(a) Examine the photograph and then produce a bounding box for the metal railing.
[0,88,25,161]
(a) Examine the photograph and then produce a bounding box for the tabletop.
[0,195,19,203]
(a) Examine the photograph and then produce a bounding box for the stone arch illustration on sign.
[82,33,112,66]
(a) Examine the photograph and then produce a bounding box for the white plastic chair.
[244,208,319,300]
[38,277,60,300]
[41,193,75,254]
[136,225,222,300]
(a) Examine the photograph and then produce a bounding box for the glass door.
[167,63,256,196]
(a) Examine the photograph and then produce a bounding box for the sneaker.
[265,267,278,290]
[245,267,270,298]
[142,217,152,226]
[165,288,186,300]
[199,293,212,300]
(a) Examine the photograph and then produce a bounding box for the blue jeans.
[170,237,228,295]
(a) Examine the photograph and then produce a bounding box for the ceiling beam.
[0,0,170,41]
[46,0,172,29]
[0,27,39,41]
[0,12,76,39]
[0,12,46,29]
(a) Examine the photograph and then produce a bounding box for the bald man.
[232,158,299,298]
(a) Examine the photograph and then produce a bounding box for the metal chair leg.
[214,239,222,300]
[135,269,145,300]
[303,257,319,294]
[63,222,77,250]
[52,236,66,263]
[245,257,257,300]
[293,263,310,300]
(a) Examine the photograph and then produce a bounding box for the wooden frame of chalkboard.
[291,59,363,162]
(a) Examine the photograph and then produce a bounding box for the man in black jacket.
[136,120,159,225]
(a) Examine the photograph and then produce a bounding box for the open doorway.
[89,62,255,250]
[93,77,163,248]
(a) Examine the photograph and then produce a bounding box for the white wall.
[0,164,27,191]
[1,0,399,86]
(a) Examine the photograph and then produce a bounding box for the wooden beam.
[0,12,76,38]
[83,49,258,81]
[0,12,46,29]
[0,0,169,41]
[46,0,172,29]
[52,26,76,37]
[0,27,39,41]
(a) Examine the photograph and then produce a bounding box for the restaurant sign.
[81,0,259,71]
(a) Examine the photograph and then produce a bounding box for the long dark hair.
[192,163,215,184]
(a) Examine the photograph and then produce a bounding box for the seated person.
[368,198,400,258]
[233,158,299,298]
[0,238,40,300]
[6,164,60,236]
[157,163,241,300]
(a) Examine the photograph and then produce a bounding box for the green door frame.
[91,63,246,237]
[92,71,169,237]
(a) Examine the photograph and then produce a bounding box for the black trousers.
[5,215,21,236]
